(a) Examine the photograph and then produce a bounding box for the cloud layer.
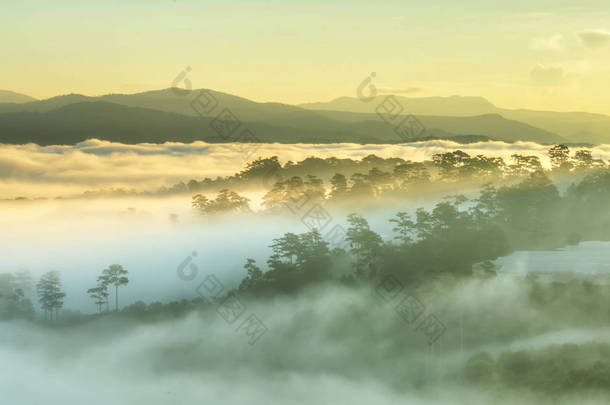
[1,279,609,404]
[1,139,610,199]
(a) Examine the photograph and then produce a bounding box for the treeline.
[5,167,610,321]
[190,144,605,215]
[0,264,129,322]
[0,271,35,320]
[36,143,602,200]
[235,170,610,296]
[86,264,129,313]
[0,270,65,321]
[465,343,610,393]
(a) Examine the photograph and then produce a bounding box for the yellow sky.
[2,0,610,114]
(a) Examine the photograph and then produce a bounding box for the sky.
[2,0,610,113]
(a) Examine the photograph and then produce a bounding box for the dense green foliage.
[465,343,610,392]
[0,272,35,320]
[3,146,610,398]
[235,167,610,296]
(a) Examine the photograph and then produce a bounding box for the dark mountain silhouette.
[0,101,500,146]
[311,110,564,144]
[301,95,610,144]
[0,89,566,145]
[0,89,302,119]
[0,101,408,145]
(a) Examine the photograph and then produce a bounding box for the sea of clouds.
[2,139,610,198]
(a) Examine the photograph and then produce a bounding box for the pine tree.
[101,265,129,311]
[87,276,109,314]
[36,271,65,321]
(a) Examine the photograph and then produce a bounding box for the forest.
[2,144,609,401]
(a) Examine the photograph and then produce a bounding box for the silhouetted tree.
[262,176,325,211]
[238,259,264,293]
[101,264,129,311]
[393,162,430,187]
[0,273,35,320]
[366,167,393,195]
[346,214,383,280]
[13,270,34,297]
[349,173,374,197]
[239,156,282,181]
[573,150,593,170]
[87,276,110,313]
[433,150,471,179]
[239,230,332,295]
[495,172,560,247]
[36,271,65,321]
[470,183,499,224]
[509,154,543,176]
[548,144,571,171]
[469,155,505,177]
[193,189,251,215]
[329,173,348,200]
[389,212,415,245]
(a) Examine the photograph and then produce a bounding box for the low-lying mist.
[3,149,610,404]
[1,279,608,404]
[1,195,422,312]
[3,139,609,198]
[3,184,610,313]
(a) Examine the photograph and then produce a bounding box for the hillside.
[301,95,610,144]
[301,95,498,116]
[312,110,565,144]
[0,89,303,120]
[0,89,567,145]
[0,101,410,145]
[0,90,37,104]
[0,99,564,146]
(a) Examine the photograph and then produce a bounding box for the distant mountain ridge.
[0,89,303,120]
[0,101,411,145]
[301,95,498,116]
[0,88,577,145]
[0,90,37,104]
[300,95,610,144]
[0,101,523,146]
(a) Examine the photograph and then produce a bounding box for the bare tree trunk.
[115,285,119,311]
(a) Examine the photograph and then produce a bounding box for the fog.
[1,279,608,404]
[3,191,610,314]
[495,241,610,280]
[1,197,302,312]
[2,139,609,198]
[0,196,404,312]
[2,142,610,403]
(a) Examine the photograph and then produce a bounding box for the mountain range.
[0,90,37,104]
[302,95,610,145]
[0,88,607,146]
